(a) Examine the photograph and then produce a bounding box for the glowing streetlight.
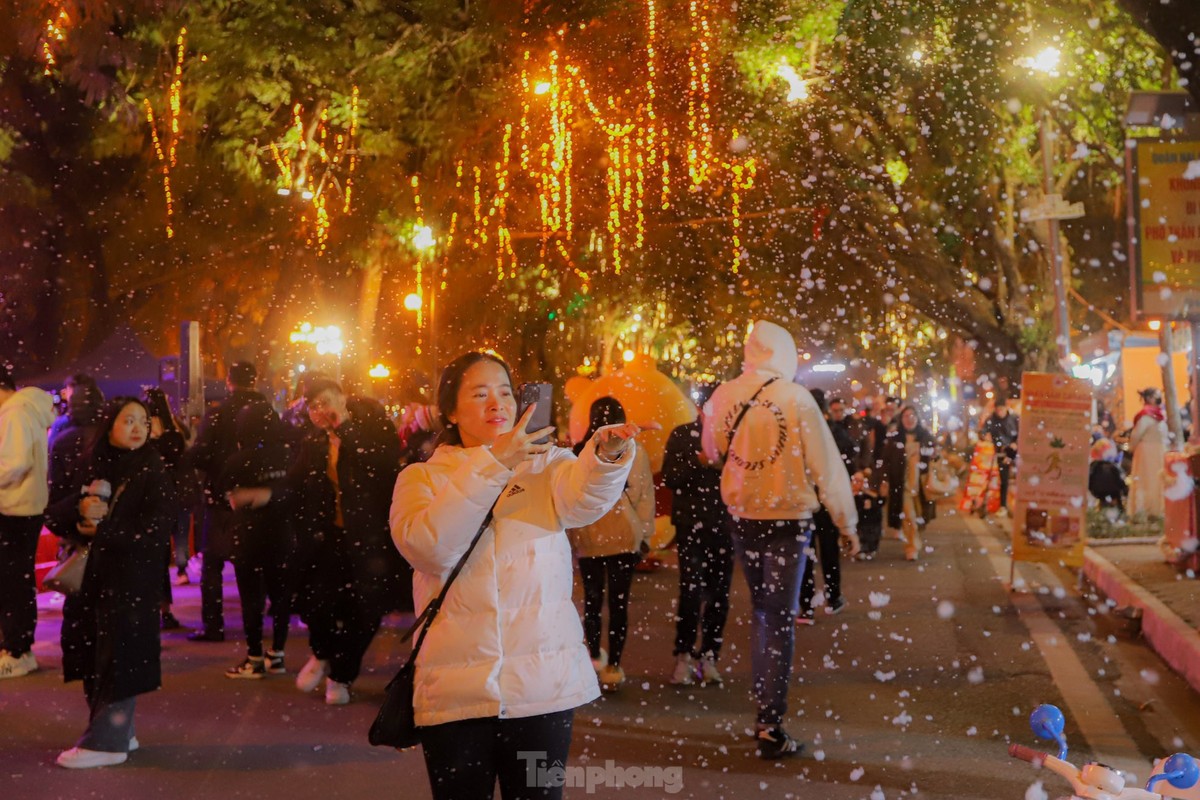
[369,363,391,379]
[1149,320,1162,331]
[622,349,636,363]
[776,62,809,103]
[533,81,551,95]
[910,49,924,65]
[290,323,344,356]
[1027,46,1061,76]
[403,292,422,312]
[412,225,435,251]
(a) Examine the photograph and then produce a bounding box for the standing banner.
[1012,373,1092,568]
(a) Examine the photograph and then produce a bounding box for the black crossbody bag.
[719,377,780,463]
[368,500,498,749]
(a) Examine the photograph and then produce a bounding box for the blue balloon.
[1163,753,1199,790]
[1030,705,1068,760]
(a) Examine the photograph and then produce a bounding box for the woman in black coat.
[880,404,936,562]
[45,398,176,769]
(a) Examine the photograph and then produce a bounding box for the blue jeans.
[729,517,812,727]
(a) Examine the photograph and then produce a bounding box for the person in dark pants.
[701,321,859,760]
[221,404,296,679]
[798,390,858,623]
[45,397,175,768]
[390,352,651,800]
[982,399,1019,517]
[662,383,733,687]
[289,378,405,705]
[143,388,189,631]
[186,361,272,642]
[0,365,56,680]
[568,397,656,692]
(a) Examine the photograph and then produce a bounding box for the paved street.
[2,508,1199,799]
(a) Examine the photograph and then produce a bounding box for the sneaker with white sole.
[226,656,266,680]
[756,725,804,760]
[296,655,329,692]
[590,648,608,673]
[698,655,723,687]
[825,596,847,615]
[56,747,128,769]
[0,650,38,679]
[324,679,350,705]
[265,650,286,674]
[669,653,697,685]
[128,737,139,752]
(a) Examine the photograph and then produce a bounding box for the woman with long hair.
[880,404,936,561]
[390,352,657,800]
[568,396,656,691]
[45,397,176,768]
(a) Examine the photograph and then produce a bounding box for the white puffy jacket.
[389,437,634,727]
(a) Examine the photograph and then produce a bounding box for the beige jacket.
[568,445,655,558]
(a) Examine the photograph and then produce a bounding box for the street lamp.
[1019,45,1083,372]
[776,61,809,103]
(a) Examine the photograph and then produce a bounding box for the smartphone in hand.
[517,383,553,445]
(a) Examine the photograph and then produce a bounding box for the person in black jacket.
[982,399,1020,516]
[185,361,272,642]
[143,388,189,631]
[798,391,858,623]
[221,403,297,679]
[663,384,733,688]
[289,378,405,705]
[47,377,105,506]
[45,398,176,769]
[881,405,937,561]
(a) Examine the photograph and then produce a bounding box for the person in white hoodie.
[701,320,859,759]
[0,364,57,679]
[390,352,657,800]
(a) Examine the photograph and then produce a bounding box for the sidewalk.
[991,515,1200,695]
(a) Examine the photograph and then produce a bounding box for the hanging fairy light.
[144,27,187,239]
[40,7,71,75]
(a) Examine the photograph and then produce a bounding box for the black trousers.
[800,508,841,613]
[199,504,234,634]
[997,456,1013,507]
[0,514,44,656]
[578,552,641,666]
[299,527,381,684]
[232,525,292,656]
[420,709,574,800]
[672,521,733,658]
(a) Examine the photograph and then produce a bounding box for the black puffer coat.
[289,397,408,616]
[46,444,175,702]
[880,425,937,530]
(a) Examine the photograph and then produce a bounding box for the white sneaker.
[128,736,139,752]
[590,648,608,673]
[698,655,723,688]
[0,650,38,679]
[324,679,350,706]
[296,655,329,693]
[670,653,697,685]
[56,747,128,769]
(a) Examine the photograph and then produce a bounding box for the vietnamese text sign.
[1129,139,1200,319]
[1013,373,1092,568]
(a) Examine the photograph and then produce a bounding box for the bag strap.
[720,377,780,462]
[399,496,501,663]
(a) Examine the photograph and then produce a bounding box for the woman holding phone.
[45,398,176,768]
[390,351,657,800]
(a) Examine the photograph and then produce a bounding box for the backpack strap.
[719,377,780,463]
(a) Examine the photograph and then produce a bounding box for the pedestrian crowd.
[0,320,1033,797]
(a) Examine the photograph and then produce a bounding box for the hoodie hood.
[1,387,56,429]
[742,320,798,379]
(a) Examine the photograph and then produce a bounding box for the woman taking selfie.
[45,397,176,768]
[390,352,656,800]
